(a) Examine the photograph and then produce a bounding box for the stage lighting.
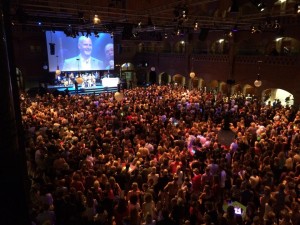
[295,3,300,14]
[93,14,100,25]
[257,2,266,11]
[194,21,199,31]
[251,0,266,12]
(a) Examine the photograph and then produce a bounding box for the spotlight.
[194,21,199,31]
[257,2,266,11]
[251,0,266,12]
[93,14,100,25]
[137,21,142,29]
[164,33,168,39]
[110,32,114,38]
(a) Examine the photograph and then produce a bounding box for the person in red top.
[191,168,202,195]
[169,156,182,174]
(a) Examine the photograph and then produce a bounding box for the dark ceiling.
[9,0,300,38]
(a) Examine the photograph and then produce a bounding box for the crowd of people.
[20,84,300,225]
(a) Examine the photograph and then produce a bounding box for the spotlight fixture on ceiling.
[93,14,100,25]
[194,20,199,31]
[254,60,262,87]
[257,3,266,11]
[251,0,266,12]
[137,21,142,29]
[173,4,189,24]
[295,3,300,14]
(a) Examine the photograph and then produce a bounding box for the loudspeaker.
[198,28,209,41]
[49,43,55,55]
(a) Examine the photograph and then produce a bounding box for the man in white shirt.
[63,36,103,71]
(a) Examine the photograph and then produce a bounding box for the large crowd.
[20,85,300,225]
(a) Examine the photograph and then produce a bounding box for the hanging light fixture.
[190,57,195,79]
[93,14,101,25]
[190,72,195,78]
[55,55,61,76]
[254,60,262,87]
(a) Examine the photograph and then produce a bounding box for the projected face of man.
[105,43,114,60]
[78,37,92,59]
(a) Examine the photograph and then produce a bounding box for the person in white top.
[63,36,103,71]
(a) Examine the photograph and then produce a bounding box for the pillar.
[0,1,31,225]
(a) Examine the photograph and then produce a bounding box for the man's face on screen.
[105,44,114,59]
[79,37,92,57]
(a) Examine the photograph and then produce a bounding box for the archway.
[243,84,255,96]
[262,88,294,106]
[121,62,136,88]
[208,79,219,92]
[149,70,157,84]
[191,77,200,89]
[219,81,227,94]
[232,84,242,95]
[159,72,170,85]
[173,74,186,86]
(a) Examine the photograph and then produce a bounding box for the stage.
[48,81,119,95]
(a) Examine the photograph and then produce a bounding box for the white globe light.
[254,79,262,87]
[76,77,84,84]
[190,72,195,78]
[114,92,124,102]
[55,69,61,76]
[151,67,155,71]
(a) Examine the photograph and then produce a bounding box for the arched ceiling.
[8,0,300,37]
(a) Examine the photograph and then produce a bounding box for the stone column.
[0,1,30,225]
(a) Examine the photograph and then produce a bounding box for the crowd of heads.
[21,84,300,225]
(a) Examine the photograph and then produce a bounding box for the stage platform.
[48,82,118,95]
